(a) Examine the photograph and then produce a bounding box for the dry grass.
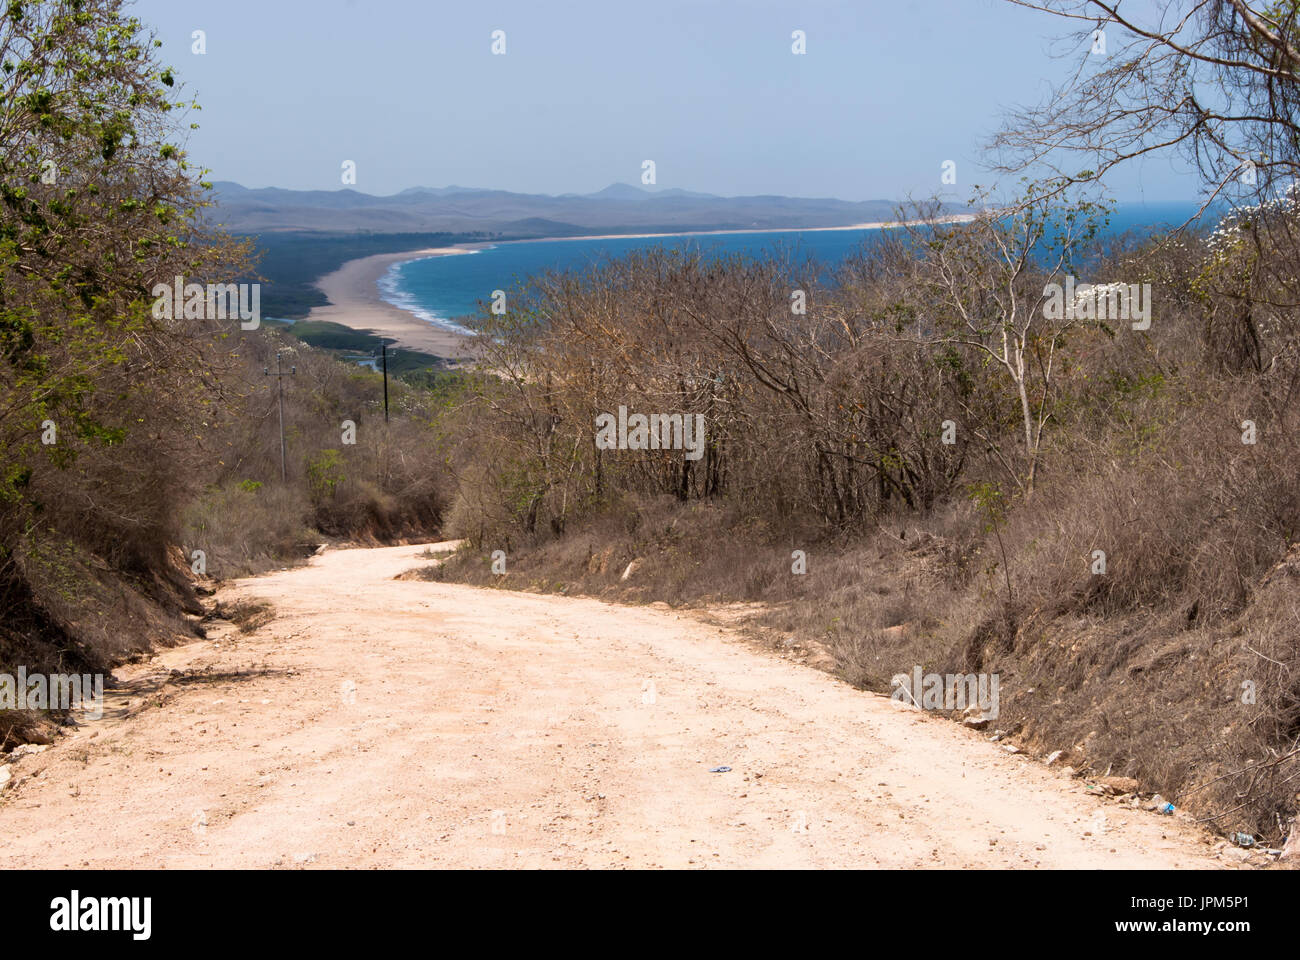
[437,477,1300,845]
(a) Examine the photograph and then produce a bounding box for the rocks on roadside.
[1096,776,1140,795]
[1281,822,1300,861]
[620,560,640,582]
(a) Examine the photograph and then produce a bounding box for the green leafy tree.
[0,0,249,582]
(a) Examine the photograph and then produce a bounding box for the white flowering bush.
[1191,186,1300,370]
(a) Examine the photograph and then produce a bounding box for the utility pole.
[265,351,295,481]
[381,342,390,423]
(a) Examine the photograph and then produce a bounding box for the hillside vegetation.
[0,1,453,747]
[430,195,1300,845]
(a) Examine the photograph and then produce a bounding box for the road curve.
[0,542,1223,869]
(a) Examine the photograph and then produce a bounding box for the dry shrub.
[1005,381,1300,625]
[182,481,315,580]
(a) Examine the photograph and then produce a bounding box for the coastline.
[303,214,978,358]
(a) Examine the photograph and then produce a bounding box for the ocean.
[379,201,1210,333]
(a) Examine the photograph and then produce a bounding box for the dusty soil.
[0,542,1231,868]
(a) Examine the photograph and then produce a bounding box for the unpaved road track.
[1,542,1223,868]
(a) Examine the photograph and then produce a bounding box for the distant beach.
[305,247,477,358]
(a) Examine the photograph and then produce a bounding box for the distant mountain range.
[210,181,943,236]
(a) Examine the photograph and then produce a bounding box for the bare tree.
[996,1,1300,207]
[906,188,1105,494]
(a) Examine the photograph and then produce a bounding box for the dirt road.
[0,542,1225,868]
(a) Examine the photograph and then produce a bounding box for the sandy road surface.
[0,543,1224,868]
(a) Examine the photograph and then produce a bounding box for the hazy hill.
[210,181,928,235]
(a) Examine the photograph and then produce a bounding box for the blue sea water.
[379,201,1210,333]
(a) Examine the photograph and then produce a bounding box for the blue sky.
[131,0,1198,202]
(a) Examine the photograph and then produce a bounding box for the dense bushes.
[0,0,251,745]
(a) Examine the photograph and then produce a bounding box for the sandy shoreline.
[303,214,978,359]
[304,247,477,358]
